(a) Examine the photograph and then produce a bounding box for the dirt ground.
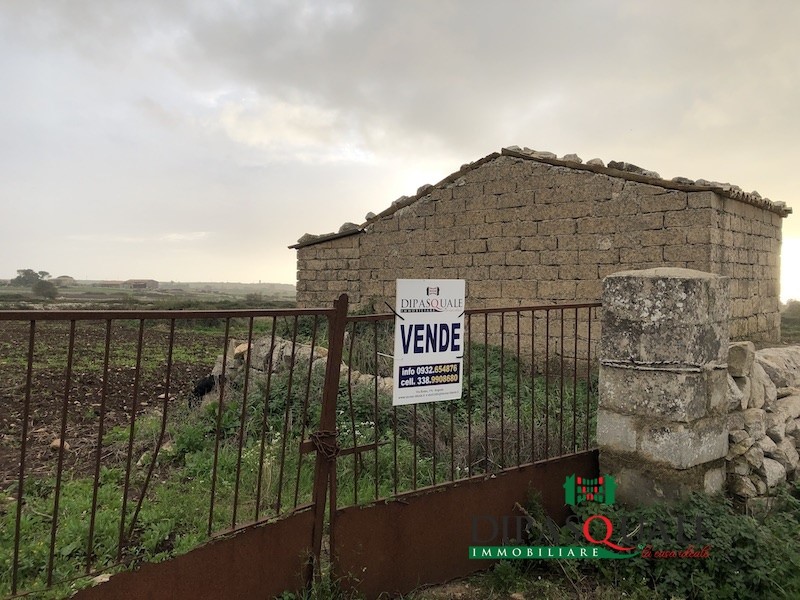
[0,319,226,491]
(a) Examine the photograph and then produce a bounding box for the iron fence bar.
[560,309,565,456]
[464,301,601,316]
[393,405,398,495]
[466,313,472,478]
[346,321,358,504]
[586,307,593,451]
[530,309,535,463]
[294,316,320,509]
[118,319,145,558]
[128,319,176,539]
[275,316,300,515]
[47,319,76,586]
[516,311,521,466]
[208,317,231,536]
[11,320,35,595]
[340,301,600,322]
[545,309,550,460]
[255,317,278,521]
[500,312,505,468]
[412,404,418,489]
[432,402,437,487]
[0,308,330,321]
[449,399,455,482]
[309,293,348,584]
[86,319,112,574]
[572,307,579,453]
[483,315,488,472]
[373,320,379,501]
[232,316,256,527]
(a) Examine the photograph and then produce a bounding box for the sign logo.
[563,474,617,506]
[469,473,711,561]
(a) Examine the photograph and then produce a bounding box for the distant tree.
[12,269,43,286]
[785,300,800,318]
[32,279,57,300]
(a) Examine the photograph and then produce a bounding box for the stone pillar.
[597,268,729,504]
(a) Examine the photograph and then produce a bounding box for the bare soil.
[0,319,226,491]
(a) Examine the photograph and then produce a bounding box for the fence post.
[597,268,730,504]
[307,293,348,583]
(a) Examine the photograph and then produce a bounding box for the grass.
[782,313,800,344]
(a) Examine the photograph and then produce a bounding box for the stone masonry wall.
[725,343,800,509]
[596,267,800,508]
[596,268,729,504]
[296,151,787,342]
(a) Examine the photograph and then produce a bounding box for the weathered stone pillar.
[597,268,729,504]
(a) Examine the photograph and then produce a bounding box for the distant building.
[53,276,76,287]
[124,279,159,290]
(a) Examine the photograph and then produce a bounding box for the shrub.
[525,488,800,599]
[32,279,57,299]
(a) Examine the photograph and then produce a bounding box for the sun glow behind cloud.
[781,238,800,302]
[66,232,209,243]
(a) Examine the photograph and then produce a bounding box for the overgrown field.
[782,304,800,344]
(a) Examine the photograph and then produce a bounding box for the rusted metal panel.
[73,509,316,600]
[333,451,598,600]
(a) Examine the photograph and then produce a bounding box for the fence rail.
[0,299,600,599]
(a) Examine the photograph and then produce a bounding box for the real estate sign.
[393,279,465,406]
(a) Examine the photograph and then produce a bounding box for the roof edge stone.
[291,147,791,249]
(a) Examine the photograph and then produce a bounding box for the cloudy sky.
[1,1,798,299]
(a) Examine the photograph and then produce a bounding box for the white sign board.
[393,279,465,406]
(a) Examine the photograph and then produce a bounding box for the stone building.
[124,279,159,290]
[292,147,791,342]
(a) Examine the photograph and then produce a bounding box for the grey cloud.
[0,0,798,285]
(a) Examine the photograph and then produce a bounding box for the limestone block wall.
[725,343,800,508]
[295,149,788,342]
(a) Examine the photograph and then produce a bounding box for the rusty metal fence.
[331,302,600,597]
[0,306,339,599]
[0,296,600,599]
[334,302,600,505]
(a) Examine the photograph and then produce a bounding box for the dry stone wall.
[596,267,800,508]
[725,343,800,509]
[295,149,788,342]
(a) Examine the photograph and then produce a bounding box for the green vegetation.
[465,487,800,599]
[11,269,51,287]
[32,279,57,300]
[782,300,800,344]
[6,268,58,301]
